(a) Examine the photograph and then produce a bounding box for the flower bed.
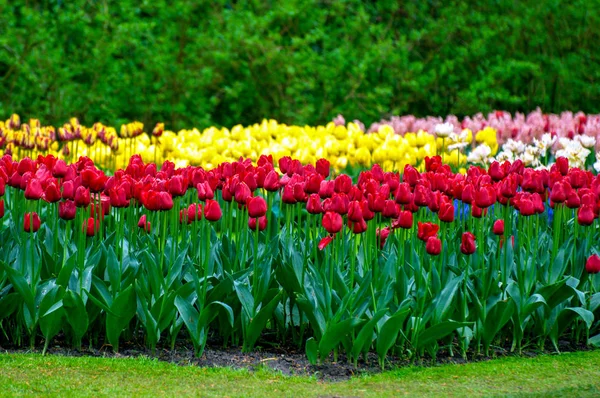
[0,149,599,367]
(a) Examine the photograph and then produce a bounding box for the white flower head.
[467,144,492,165]
[434,122,454,138]
[495,151,514,162]
[504,139,526,154]
[448,142,469,152]
[534,133,557,154]
[574,134,596,149]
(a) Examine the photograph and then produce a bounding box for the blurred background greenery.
[1,0,599,130]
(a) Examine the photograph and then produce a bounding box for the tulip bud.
[492,219,505,235]
[460,232,476,255]
[585,254,600,274]
[204,200,222,222]
[392,210,413,229]
[59,200,77,220]
[425,236,442,256]
[417,221,439,241]
[138,214,151,232]
[247,196,267,218]
[83,217,99,237]
[23,212,41,232]
[248,215,267,231]
[577,205,595,226]
[322,211,343,234]
[306,194,323,214]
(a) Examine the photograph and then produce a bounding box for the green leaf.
[63,290,89,347]
[106,285,137,352]
[0,262,34,313]
[376,308,410,363]
[56,255,77,288]
[416,321,472,351]
[174,296,200,348]
[233,280,255,318]
[105,245,121,293]
[244,290,283,351]
[319,317,364,361]
[0,293,20,320]
[305,337,318,365]
[482,300,515,349]
[39,286,65,344]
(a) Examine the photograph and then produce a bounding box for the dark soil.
[0,337,591,382]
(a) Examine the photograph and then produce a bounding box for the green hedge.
[1,0,599,130]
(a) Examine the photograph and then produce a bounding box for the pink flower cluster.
[336,108,600,146]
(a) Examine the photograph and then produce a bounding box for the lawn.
[1,350,599,397]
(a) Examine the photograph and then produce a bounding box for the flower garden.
[1,111,600,369]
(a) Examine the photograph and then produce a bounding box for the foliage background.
[1,0,599,130]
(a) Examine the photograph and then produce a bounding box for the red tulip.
[196,181,214,201]
[565,190,581,209]
[138,214,151,232]
[556,157,569,176]
[426,236,442,256]
[331,193,349,214]
[348,201,363,222]
[395,183,412,205]
[417,222,439,241]
[23,212,41,232]
[187,203,203,222]
[403,165,420,186]
[376,227,391,249]
[281,184,296,204]
[234,182,252,204]
[460,232,476,255]
[577,205,595,226]
[74,186,91,208]
[248,215,267,231]
[83,217,99,237]
[81,168,106,192]
[413,185,429,207]
[360,200,374,221]
[263,170,280,192]
[438,200,454,223]
[471,204,484,218]
[585,254,600,274]
[304,173,323,194]
[474,185,496,208]
[109,186,130,208]
[315,158,330,178]
[550,181,569,203]
[392,210,413,229]
[322,211,343,234]
[518,197,535,216]
[367,193,385,213]
[318,235,334,250]
[43,182,61,203]
[24,178,43,200]
[0,199,4,218]
[306,194,323,214]
[348,218,368,234]
[318,180,335,198]
[247,196,267,218]
[493,219,505,235]
[59,200,77,220]
[204,200,222,221]
[52,159,68,178]
[382,200,399,218]
[488,161,505,181]
[334,174,352,194]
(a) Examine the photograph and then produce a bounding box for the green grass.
[1,351,599,397]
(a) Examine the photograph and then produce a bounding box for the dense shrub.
[1,0,599,129]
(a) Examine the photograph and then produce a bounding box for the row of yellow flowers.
[0,114,499,172]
